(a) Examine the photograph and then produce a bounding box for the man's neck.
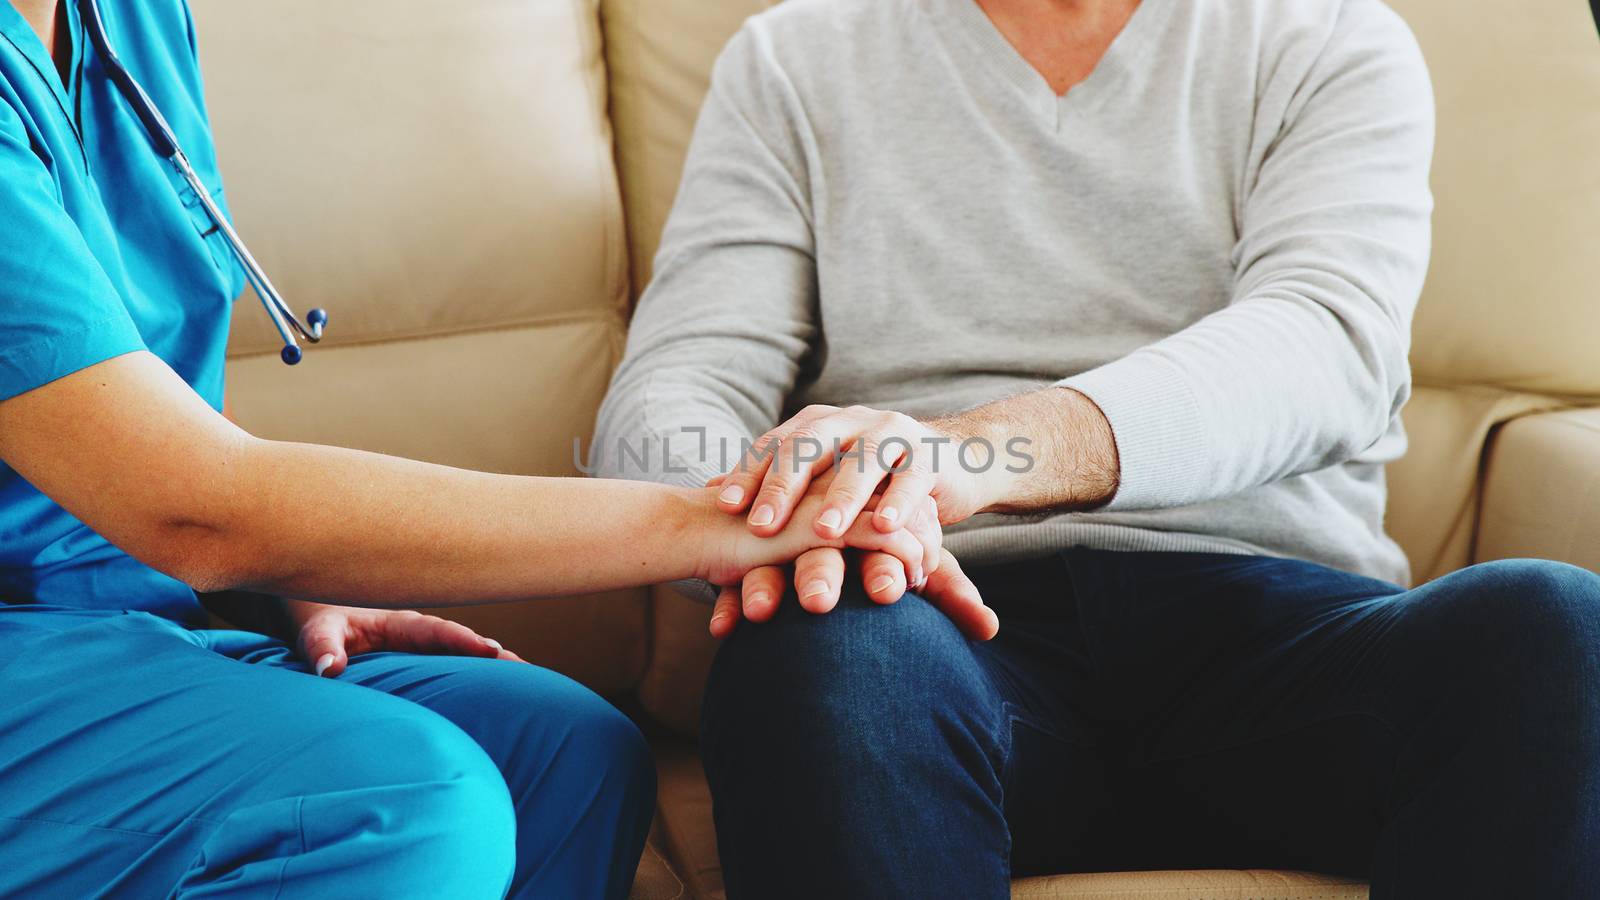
[974,0,1140,97]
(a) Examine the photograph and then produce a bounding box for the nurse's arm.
[0,351,951,609]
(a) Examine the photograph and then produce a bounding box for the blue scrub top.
[0,0,244,625]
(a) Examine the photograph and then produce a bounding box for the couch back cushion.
[1385,0,1600,396]
[193,0,647,694]
[602,0,774,301]
[1372,0,1599,579]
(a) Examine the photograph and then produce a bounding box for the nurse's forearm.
[0,353,912,608]
[200,438,926,606]
[205,440,734,605]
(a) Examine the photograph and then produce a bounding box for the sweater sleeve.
[592,23,818,488]
[1060,0,1434,512]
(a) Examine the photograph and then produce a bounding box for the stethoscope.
[80,0,326,365]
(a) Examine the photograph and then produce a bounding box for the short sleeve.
[0,102,145,401]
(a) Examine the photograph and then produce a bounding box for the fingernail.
[484,638,502,651]
[869,575,895,595]
[749,505,775,527]
[718,485,744,506]
[314,653,335,677]
[879,506,899,524]
[747,591,770,610]
[802,580,830,599]
[817,509,843,532]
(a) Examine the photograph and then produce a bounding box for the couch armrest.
[1476,407,1600,572]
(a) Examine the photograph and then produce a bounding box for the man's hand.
[289,600,523,678]
[707,547,991,641]
[714,388,1120,542]
[701,474,996,641]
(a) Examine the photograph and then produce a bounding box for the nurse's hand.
[287,600,524,679]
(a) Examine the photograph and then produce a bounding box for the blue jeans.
[0,607,655,899]
[701,549,1600,899]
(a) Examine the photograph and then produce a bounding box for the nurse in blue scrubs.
[0,1,984,897]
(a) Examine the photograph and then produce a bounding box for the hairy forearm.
[931,386,1120,516]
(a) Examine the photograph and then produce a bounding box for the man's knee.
[1433,559,1600,657]
[701,586,996,774]
[1411,559,1600,716]
[698,586,1009,892]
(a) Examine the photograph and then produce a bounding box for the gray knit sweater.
[593,0,1435,586]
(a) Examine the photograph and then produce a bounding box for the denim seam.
[996,701,1019,884]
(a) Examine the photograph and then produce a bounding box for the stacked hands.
[289,403,1004,678]
[290,389,1118,671]
[697,404,1004,643]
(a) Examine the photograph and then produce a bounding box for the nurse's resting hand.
[288,600,524,679]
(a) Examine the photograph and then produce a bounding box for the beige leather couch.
[194,0,1600,896]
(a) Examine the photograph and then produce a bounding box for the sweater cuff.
[666,578,719,605]
[1058,352,1209,511]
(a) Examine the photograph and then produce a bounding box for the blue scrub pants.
[0,606,655,899]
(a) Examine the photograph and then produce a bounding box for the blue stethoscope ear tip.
[280,345,303,366]
[307,308,328,329]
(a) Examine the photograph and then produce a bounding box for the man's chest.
[809,105,1245,345]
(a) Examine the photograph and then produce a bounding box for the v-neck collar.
[0,1,86,151]
[939,0,1170,131]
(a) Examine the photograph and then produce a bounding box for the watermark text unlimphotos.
[575,427,1035,477]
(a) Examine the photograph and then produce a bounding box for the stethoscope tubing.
[79,0,326,365]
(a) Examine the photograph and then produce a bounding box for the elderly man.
[593,0,1600,896]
